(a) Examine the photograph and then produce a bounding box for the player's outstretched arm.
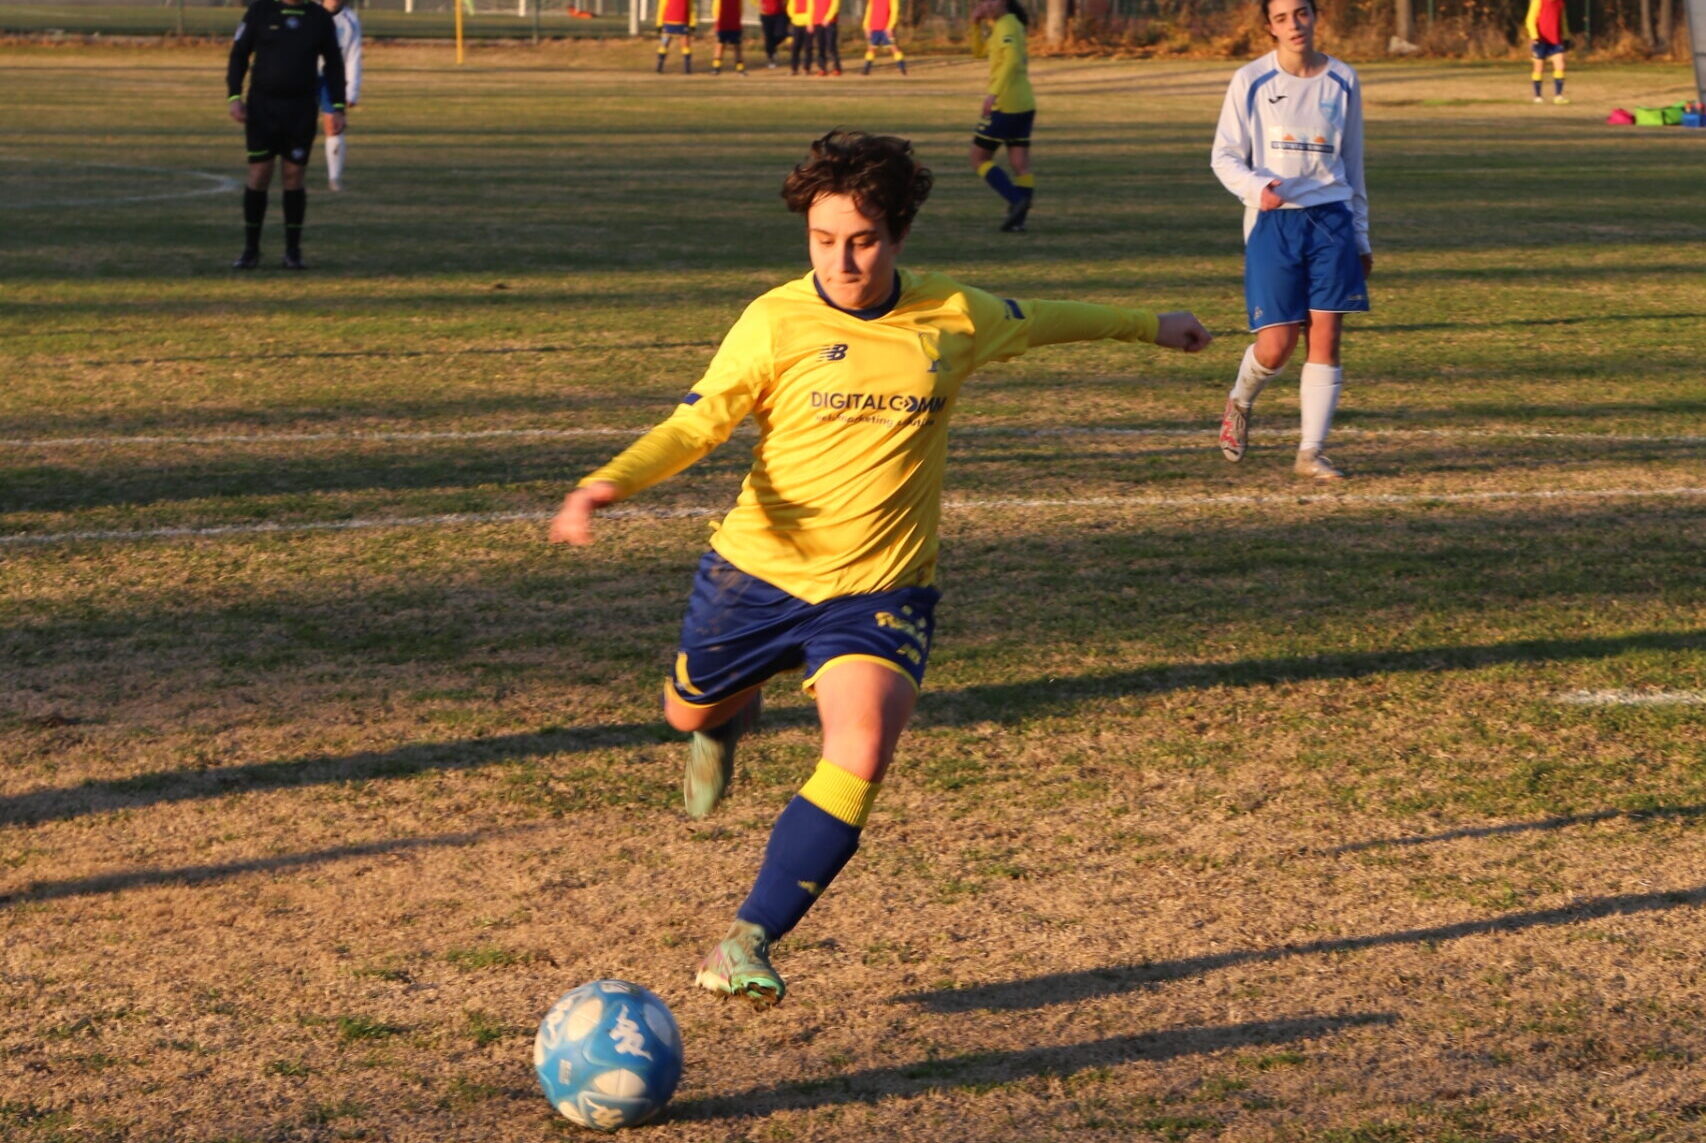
[549,481,622,546]
[1153,311,1212,353]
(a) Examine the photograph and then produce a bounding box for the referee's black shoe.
[999,192,1032,233]
[232,249,260,270]
[281,249,306,270]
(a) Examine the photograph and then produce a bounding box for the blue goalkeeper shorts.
[1244,201,1369,331]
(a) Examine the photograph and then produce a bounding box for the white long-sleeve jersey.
[327,7,362,104]
[1210,51,1369,255]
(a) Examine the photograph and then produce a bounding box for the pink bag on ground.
[1606,108,1636,125]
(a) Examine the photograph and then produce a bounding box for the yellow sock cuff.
[1015,173,1035,189]
[799,760,878,828]
[976,160,996,179]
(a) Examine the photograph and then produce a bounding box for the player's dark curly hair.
[781,130,935,240]
[1001,0,1030,26]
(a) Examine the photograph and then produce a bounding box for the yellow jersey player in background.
[551,130,1210,1006]
[969,0,1037,232]
[861,0,906,75]
[1524,0,1570,104]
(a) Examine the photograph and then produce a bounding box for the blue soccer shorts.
[868,29,894,45]
[973,109,1034,150]
[1243,201,1369,331]
[1531,38,1568,59]
[317,76,341,115]
[660,21,692,34]
[670,552,940,706]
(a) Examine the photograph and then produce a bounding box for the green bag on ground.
[1633,106,1665,126]
[1661,103,1687,125]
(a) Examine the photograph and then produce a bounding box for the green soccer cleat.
[694,921,785,1006]
[683,692,760,819]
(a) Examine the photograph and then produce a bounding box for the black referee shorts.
[245,94,318,165]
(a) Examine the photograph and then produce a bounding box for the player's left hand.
[329,111,346,133]
[228,99,247,124]
[1153,312,1212,353]
[980,94,996,117]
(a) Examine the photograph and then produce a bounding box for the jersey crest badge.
[917,332,943,373]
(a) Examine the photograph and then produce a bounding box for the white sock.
[1298,363,1343,453]
[326,134,346,185]
[1229,343,1281,406]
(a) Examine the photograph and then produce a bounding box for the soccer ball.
[534,980,684,1132]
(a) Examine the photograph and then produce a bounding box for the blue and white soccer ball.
[534,980,684,1132]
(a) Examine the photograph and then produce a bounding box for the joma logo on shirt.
[819,343,849,361]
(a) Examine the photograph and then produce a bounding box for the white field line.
[4,425,1703,449]
[0,157,241,209]
[1557,690,1706,707]
[5,486,1704,547]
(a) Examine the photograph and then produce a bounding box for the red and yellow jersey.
[579,268,1160,603]
[759,0,784,13]
[656,0,696,27]
[863,0,897,33]
[787,0,810,24]
[713,0,741,31]
[1524,0,1569,43]
[808,0,838,23]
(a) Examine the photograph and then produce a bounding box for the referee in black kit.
[227,0,346,269]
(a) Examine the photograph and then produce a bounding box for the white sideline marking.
[1557,690,1706,707]
[4,486,1704,547]
[0,158,241,209]
[3,425,1701,449]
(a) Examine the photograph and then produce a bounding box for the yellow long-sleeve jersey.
[580,268,1159,603]
[980,12,1034,113]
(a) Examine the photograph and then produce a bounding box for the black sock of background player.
[282,188,306,254]
[243,188,267,254]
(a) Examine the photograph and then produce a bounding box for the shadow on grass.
[1325,803,1706,855]
[0,723,674,827]
[670,1012,1396,1120]
[919,629,1706,729]
[903,883,1706,1014]
[3,629,1695,829]
[0,826,542,906]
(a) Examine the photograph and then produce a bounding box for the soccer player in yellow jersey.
[969,0,1037,232]
[550,130,1209,1006]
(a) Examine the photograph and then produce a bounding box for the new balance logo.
[1267,94,1287,103]
[819,343,849,361]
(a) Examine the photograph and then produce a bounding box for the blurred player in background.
[712,0,746,73]
[550,130,1209,1006]
[1211,0,1371,481]
[759,0,790,67]
[1525,0,1570,103]
[656,0,695,73]
[788,0,815,74]
[319,0,361,191]
[227,0,345,269]
[968,0,1035,231]
[809,0,842,75]
[861,0,907,75]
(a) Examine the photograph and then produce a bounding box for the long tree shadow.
[3,629,1694,829]
[903,883,1706,1014]
[1323,803,1706,855]
[920,629,1706,728]
[0,825,544,906]
[670,1012,1396,1121]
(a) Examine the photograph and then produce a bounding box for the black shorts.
[973,109,1035,150]
[717,28,741,43]
[245,94,318,165]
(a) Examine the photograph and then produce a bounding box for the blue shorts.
[868,29,893,45]
[1531,38,1568,59]
[671,552,940,706]
[973,109,1034,149]
[1244,202,1369,331]
[716,28,741,43]
[317,77,339,116]
[660,21,692,34]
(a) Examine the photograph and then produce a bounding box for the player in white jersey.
[319,0,362,191]
[1210,0,1370,481]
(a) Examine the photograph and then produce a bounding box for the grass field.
[4,41,1706,1143]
